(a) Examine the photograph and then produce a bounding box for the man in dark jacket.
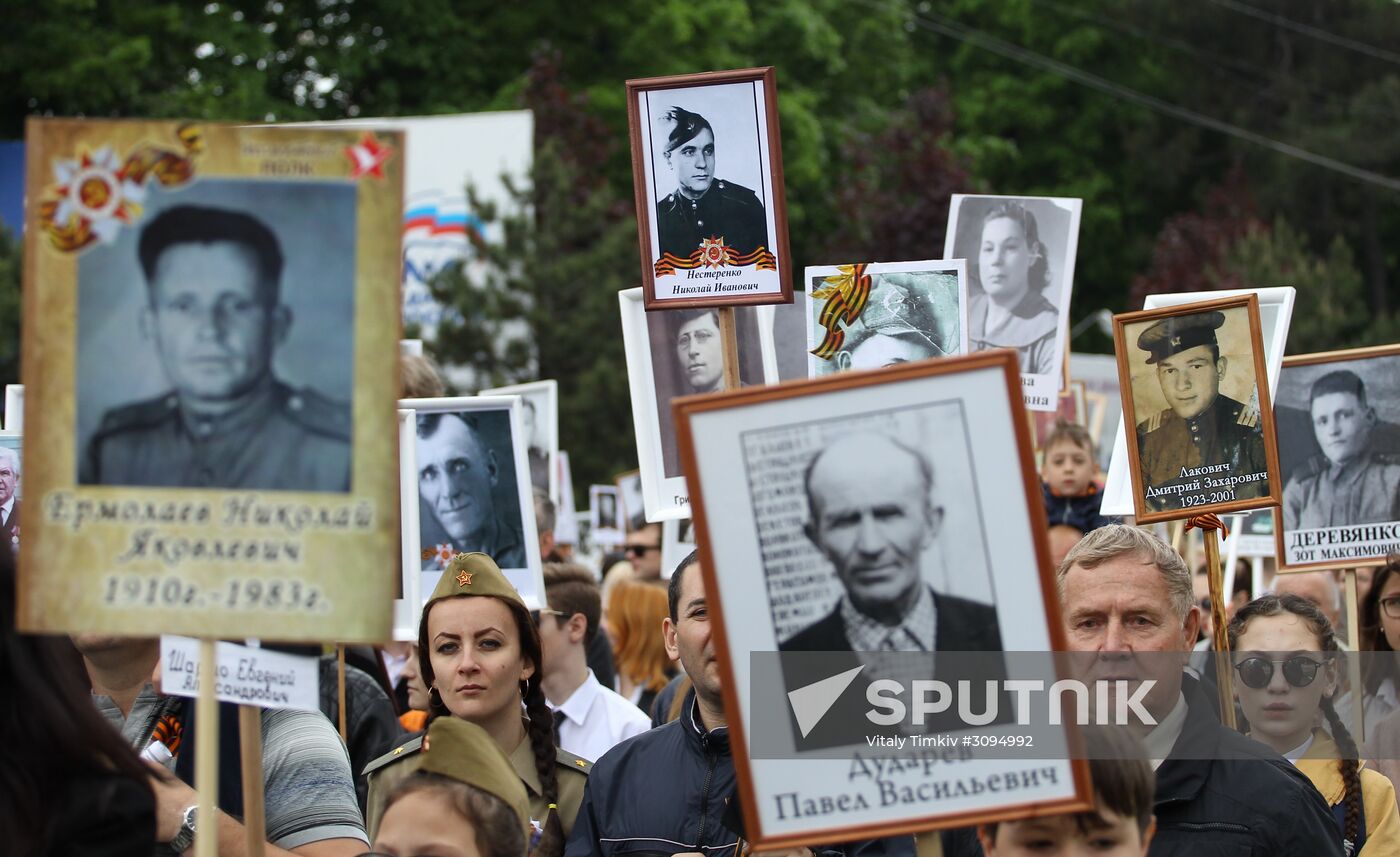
[565,551,914,857]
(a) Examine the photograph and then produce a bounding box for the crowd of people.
[8,354,1400,857]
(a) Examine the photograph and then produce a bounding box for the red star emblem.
[456,570,473,587]
[345,132,393,179]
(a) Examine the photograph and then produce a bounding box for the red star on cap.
[345,132,393,179]
[456,569,473,587]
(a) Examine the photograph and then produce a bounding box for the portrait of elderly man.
[1057,525,1343,855]
[0,446,18,548]
[654,106,768,261]
[779,433,1001,653]
[1283,369,1400,530]
[81,204,351,491]
[1134,310,1267,511]
[830,274,955,373]
[416,412,525,570]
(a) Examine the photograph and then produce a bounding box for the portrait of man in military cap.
[1274,349,1400,566]
[77,183,357,492]
[1116,299,1278,519]
[805,261,967,378]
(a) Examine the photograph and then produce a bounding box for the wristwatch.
[168,804,198,853]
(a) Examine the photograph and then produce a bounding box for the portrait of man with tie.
[0,443,19,550]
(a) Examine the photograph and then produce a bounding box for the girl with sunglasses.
[363,553,590,857]
[1228,593,1400,856]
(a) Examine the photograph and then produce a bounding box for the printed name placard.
[160,635,320,711]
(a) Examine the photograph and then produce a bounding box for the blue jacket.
[1041,482,1117,534]
[564,690,915,857]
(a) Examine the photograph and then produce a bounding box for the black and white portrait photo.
[619,287,777,522]
[616,470,646,532]
[76,180,356,492]
[805,261,967,378]
[944,194,1081,411]
[1275,347,1400,568]
[628,69,790,308]
[481,379,559,504]
[589,484,623,546]
[673,351,1076,843]
[1116,296,1280,522]
[404,397,542,604]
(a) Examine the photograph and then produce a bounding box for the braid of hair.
[1321,695,1363,849]
[522,676,566,857]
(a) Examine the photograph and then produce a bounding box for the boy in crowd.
[1041,422,1116,552]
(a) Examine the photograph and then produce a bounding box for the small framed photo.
[1101,287,1296,515]
[553,450,579,547]
[619,288,779,521]
[615,469,645,532]
[943,194,1082,412]
[626,67,792,309]
[480,379,559,505]
[19,118,403,640]
[393,409,421,641]
[400,396,544,608]
[1274,345,1400,570]
[660,517,695,581]
[589,484,623,546]
[1113,294,1281,523]
[675,350,1086,845]
[0,431,21,554]
[804,260,968,377]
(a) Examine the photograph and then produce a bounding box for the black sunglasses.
[1233,656,1326,689]
[625,544,660,557]
[529,608,565,626]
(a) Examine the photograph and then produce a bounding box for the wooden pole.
[337,646,348,741]
[1344,568,1365,745]
[716,307,742,390]
[195,639,219,857]
[1202,529,1237,729]
[238,706,266,857]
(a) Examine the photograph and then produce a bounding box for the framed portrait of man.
[943,194,1082,412]
[804,260,968,378]
[619,287,780,521]
[589,484,623,546]
[1273,345,1400,570]
[393,409,422,640]
[1114,294,1282,523]
[19,118,403,641]
[400,396,544,608]
[627,67,792,309]
[0,432,21,555]
[1101,287,1296,516]
[615,469,646,533]
[480,379,559,505]
[675,350,1087,846]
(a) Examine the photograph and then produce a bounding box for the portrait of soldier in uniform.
[1132,310,1268,512]
[80,204,351,491]
[654,106,768,262]
[1283,369,1400,530]
[416,411,526,571]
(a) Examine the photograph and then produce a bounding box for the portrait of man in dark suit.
[0,445,19,549]
[780,433,1002,654]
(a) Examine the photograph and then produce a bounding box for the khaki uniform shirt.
[1283,449,1400,530]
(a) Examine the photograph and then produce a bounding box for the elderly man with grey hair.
[0,445,18,548]
[1055,524,1343,857]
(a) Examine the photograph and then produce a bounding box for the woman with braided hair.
[1228,593,1400,856]
[363,553,590,857]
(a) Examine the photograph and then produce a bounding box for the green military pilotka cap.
[1137,310,1226,365]
[418,716,533,842]
[426,552,526,608]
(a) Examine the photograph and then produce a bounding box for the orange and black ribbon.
[1185,513,1231,540]
[809,264,872,360]
[653,243,777,278]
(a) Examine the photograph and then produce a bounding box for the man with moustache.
[653,106,768,262]
[83,205,351,491]
[1135,311,1267,512]
[416,412,525,570]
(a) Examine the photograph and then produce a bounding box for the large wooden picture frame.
[674,350,1089,847]
[1113,294,1282,524]
[626,67,792,310]
[1273,344,1400,571]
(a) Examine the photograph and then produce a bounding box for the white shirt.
[549,670,651,763]
[1143,692,1189,770]
[1,496,14,527]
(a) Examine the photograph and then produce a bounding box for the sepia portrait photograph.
[76,178,356,492]
[618,287,777,522]
[1275,345,1400,569]
[1100,287,1296,516]
[627,68,791,309]
[804,260,967,378]
[20,118,403,642]
[589,484,623,546]
[481,379,559,504]
[944,194,1082,412]
[1115,294,1281,523]
[675,350,1081,845]
[401,396,544,605]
